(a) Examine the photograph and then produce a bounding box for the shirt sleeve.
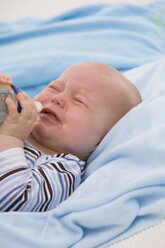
[0,147,85,212]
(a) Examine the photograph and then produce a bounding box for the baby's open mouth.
[41,108,61,123]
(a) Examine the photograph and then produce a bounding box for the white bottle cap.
[34,101,43,112]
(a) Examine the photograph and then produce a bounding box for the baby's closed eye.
[73,97,83,104]
[48,85,62,93]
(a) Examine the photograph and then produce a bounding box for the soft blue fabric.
[0,1,165,247]
[0,1,165,98]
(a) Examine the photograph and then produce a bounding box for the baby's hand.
[0,73,12,85]
[0,92,38,141]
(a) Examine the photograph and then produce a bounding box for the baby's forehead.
[57,63,118,94]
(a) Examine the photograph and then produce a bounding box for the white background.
[0,0,157,22]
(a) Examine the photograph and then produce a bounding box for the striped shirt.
[0,141,85,212]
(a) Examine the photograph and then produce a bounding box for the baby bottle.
[0,84,42,123]
[0,84,19,123]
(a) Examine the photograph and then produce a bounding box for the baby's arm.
[0,150,84,211]
[0,92,38,152]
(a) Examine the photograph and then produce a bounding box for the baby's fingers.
[17,92,38,120]
[5,97,18,119]
[23,93,40,113]
[0,73,12,85]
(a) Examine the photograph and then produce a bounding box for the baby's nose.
[51,95,65,108]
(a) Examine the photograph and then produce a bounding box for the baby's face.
[33,63,114,159]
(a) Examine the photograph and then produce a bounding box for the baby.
[0,62,142,212]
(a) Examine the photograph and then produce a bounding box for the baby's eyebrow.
[74,89,89,102]
[75,88,88,96]
[49,80,65,88]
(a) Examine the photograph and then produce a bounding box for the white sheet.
[108,218,165,248]
[0,0,155,22]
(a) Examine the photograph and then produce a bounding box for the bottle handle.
[11,85,22,113]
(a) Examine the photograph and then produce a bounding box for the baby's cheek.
[34,93,45,103]
[33,94,40,101]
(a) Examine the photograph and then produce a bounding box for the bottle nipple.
[34,101,43,112]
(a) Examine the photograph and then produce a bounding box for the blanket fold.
[0,1,165,247]
[0,1,165,97]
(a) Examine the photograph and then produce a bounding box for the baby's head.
[33,62,141,160]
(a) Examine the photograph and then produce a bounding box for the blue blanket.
[0,1,165,247]
[0,1,165,97]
